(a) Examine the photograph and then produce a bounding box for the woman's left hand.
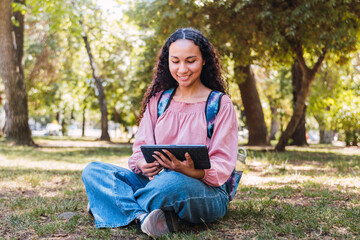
[153,150,205,179]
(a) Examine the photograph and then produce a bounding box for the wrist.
[136,159,146,171]
[188,169,205,179]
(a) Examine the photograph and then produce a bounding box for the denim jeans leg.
[134,170,229,224]
[82,162,149,228]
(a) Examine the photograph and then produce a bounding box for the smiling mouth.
[177,74,191,80]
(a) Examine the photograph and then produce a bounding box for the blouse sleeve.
[128,94,159,174]
[201,95,238,187]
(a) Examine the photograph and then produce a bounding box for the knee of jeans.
[82,161,101,183]
[151,171,197,195]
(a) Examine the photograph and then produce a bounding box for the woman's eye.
[171,61,179,64]
[187,60,195,63]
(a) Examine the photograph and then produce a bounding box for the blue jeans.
[82,162,229,228]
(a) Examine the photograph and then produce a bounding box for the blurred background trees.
[0,0,359,150]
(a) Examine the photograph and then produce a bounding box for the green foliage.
[308,53,360,144]
[8,0,359,142]
[255,0,359,63]
[23,0,136,130]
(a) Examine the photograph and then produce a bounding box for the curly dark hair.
[137,28,228,123]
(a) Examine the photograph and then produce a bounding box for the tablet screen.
[140,145,211,169]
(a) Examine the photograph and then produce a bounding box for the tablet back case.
[140,145,211,169]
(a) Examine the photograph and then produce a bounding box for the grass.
[0,137,359,239]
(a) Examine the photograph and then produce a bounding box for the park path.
[36,139,132,148]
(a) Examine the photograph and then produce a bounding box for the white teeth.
[178,75,190,80]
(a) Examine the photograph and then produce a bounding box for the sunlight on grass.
[0,138,359,239]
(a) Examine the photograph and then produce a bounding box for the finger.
[143,165,161,174]
[142,162,161,174]
[141,161,160,173]
[153,166,163,175]
[154,151,172,165]
[185,152,192,160]
[184,152,195,167]
[147,161,161,168]
[145,166,163,177]
[162,149,181,163]
[142,161,160,170]
[152,153,171,168]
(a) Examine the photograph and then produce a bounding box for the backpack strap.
[205,90,224,138]
[157,87,176,118]
[157,88,224,139]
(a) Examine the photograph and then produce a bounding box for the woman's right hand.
[136,159,163,180]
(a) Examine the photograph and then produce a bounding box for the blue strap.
[157,88,176,118]
[226,170,243,201]
[157,88,224,139]
[205,91,224,138]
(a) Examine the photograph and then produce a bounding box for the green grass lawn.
[0,137,359,239]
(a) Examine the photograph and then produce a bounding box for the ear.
[202,60,205,66]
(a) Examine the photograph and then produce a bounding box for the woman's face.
[168,39,205,89]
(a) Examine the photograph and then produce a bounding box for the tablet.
[140,145,211,169]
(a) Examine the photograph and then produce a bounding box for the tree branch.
[311,48,327,74]
[291,42,310,74]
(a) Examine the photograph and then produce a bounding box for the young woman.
[82,28,238,237]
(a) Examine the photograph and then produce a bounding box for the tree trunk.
[345,131,351,146]
[319,124,325,144]
[290,60,308,146]
[13,0,25,78]
[61,118,67,136]
[324,130,332,144]
[315,115,331,144]
[353,130,358,146]
[270,106,279,141]
[3,103,9,135]
[275,46,326,151]
[290,106,307,145]
[81,34,110,141]
[82,106,86,137]
[235,64,269,146]
[0,0,34,145]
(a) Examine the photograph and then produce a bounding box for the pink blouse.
[128,91,238,187]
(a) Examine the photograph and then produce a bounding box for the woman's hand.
[153,150,205,179]
[136,158,163,180]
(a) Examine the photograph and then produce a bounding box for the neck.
[174,82,211,102]
[178,83,203,97]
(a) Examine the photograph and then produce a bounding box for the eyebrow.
[170,56,198,59]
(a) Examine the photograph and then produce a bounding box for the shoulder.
[217,94,236,116]
[207,91,233,110]
[148,91,163,106]
[219,94,233,107]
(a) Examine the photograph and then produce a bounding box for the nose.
[178,63,188,74]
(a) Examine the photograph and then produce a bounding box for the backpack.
[157,87,245,201]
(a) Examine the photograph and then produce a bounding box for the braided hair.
[137,28,228,123]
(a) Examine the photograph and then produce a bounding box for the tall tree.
[0,0,34,145]
[235,65,269,145]
[290,60,307,146]
[204,0,270,145]
[254,0,359,151]
[80,22,110,141]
